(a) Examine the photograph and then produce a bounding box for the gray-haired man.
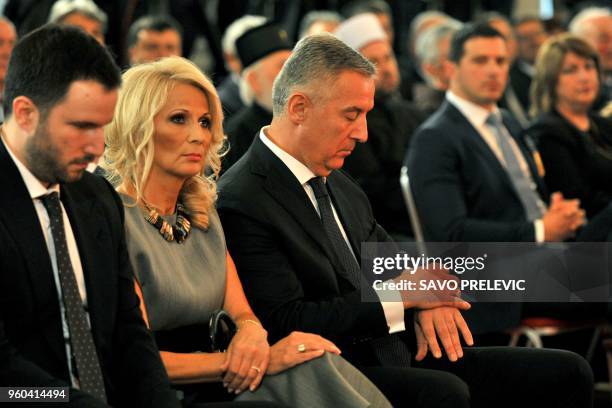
[218,33,593,408]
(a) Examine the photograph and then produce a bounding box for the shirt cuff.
[375,285,405,334]
[534,219,544,243]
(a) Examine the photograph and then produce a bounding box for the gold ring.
[297,343,306,353]
[250,366,261,374]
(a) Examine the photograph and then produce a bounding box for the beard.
[23,122,94,185]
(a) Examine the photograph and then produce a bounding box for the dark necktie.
[40,192,107,401]
[307,177,360,287]
[307,177,411,366]
[486,113,545,221]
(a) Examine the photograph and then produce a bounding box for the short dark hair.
[448,23,505,63]
[127,15,183,48]
[3,24,121,117]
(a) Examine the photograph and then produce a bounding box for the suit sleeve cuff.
[534,219,544,243]
[375,283,406,333]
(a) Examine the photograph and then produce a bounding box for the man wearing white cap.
[335,13,424,239]
[48,0,107,45]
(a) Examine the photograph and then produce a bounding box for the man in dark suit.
[218,32,593,408]
[406,24,605,334]
[0,25,180,407]
[508,16,546,117]
[407,23,585,244]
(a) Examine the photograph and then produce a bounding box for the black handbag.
[208,309,237,352]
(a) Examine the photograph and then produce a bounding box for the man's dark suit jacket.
[221,103,272,175]
[405,101,547,334]
[217,136,414,366]
[406,100,547,243]
[217,74,244,120]
[498,63,532,127]
[0,141,180,408]
[508,62,532,113]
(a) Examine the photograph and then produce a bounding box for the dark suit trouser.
[361,347,592,408]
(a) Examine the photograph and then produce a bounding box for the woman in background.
[529,34,612,220]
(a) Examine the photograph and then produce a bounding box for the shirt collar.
[1,132,59,199]
[446,90,501,129]
[259,126,318,186]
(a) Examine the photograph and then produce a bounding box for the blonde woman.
[102,56,390,408]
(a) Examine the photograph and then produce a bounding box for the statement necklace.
[143,201,191,243]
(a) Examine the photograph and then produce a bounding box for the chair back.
[400,165,427,255]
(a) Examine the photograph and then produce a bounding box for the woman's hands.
[220,253,341,393]
[220,328,341,393]
[221,321,269,394]
[267,331,341,375]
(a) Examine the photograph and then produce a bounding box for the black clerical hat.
[235,22,292,68]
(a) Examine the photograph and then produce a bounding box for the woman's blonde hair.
[103,56,226,229]
[530,33,601,118]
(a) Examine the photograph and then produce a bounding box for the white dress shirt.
[2,135,88,386]
[445,91,546,242]
[259,127,406,333]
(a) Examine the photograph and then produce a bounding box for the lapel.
[443,102,532,200]
[444,102,514,185]
[249,137,356,277]
[0,140,65,361]
[60,182,113,342]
